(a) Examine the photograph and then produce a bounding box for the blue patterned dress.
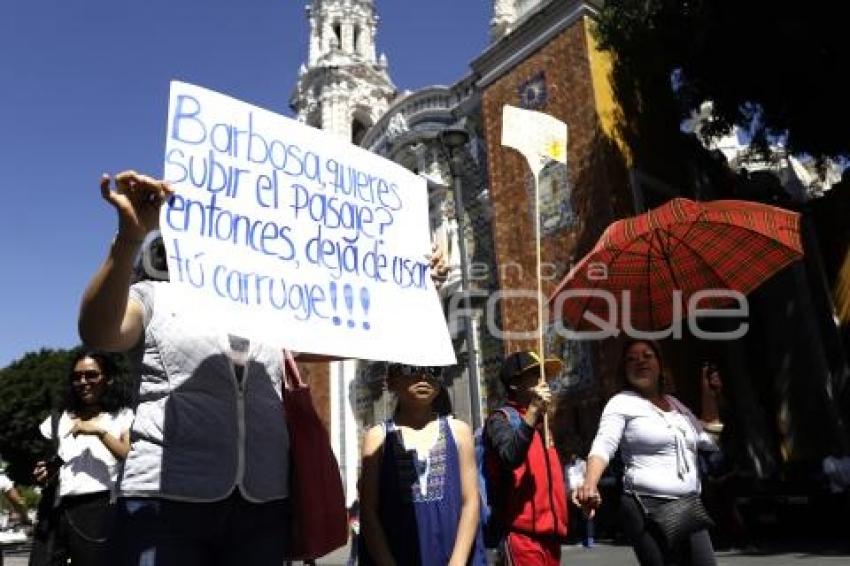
[360,416,487,566]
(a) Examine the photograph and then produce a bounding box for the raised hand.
[428,241,450,286]
[100,170,173,242]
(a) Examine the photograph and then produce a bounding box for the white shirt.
[39,409,134,499]
[0,472,13,493]
[589,391,716,498]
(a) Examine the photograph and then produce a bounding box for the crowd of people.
[0,170,738,566]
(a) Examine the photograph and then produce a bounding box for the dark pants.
[620,494,716,566]
[116,490,289,566]
[29,491,114,566]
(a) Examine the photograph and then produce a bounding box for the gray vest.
[123,282,289,502]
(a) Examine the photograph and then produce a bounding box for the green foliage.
[0,484,41,509]
[0,348,132,485]
[595,0,850,160]
[0,349,75,484]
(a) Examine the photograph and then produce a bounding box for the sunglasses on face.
[390,364,443,380]
[71,370,103,384]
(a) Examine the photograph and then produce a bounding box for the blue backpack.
[474,406,523,548]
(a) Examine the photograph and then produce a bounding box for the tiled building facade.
[292,0,642,500]
[294,0,850,505]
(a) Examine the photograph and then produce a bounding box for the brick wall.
[480,16,633,452]
[481,16,630,356]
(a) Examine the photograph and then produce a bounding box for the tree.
[0,348,132,484]
[595,0,850,161]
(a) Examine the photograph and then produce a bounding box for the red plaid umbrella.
[548,198,803,332]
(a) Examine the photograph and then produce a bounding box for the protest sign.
[501,104,567,176]
[160,81,456,365]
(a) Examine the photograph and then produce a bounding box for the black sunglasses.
[389,364,442,380]
[71,370,103,384]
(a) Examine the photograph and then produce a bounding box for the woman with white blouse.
[574,340,718,565]
[32,350,132,566]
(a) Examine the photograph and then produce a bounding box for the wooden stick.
[532,170,551,447]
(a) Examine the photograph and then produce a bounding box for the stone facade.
[491,0,551,41]
[290,0,637,494]
[290,0,850,487]
[291,0,399,503]
[291,0,396,143]
[473,2,633,453]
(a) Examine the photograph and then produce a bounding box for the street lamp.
[439,126,483,430]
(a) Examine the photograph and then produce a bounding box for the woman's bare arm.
[448,419,480,566]
[359,425,396,566]
[79,172,171,351]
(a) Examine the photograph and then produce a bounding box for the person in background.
[0,471,30,528]
[574,339,718,566]
[485,351,568,566]
[564,455,593,548]
[359,363,486,566]
[1,468,30,566]
[31,350,132,566]
[346,500,360,566]
[698,362,748,550]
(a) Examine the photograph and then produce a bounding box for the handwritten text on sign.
[160,81,456,365]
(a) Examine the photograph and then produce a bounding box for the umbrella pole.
[532,171,552,448]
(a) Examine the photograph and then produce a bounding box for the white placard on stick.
[159,81,456,366]
[501,104,567,176]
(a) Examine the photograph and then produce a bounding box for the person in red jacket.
[485,351,568,565]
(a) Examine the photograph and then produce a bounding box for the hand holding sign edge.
[101,170,173,243]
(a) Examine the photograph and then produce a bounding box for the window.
[332,23,342,49]
[352,118,368,145]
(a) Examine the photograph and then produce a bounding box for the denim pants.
[116,490,289,566]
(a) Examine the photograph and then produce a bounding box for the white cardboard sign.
[160,81,456,365]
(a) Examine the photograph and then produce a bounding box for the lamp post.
[439,127,482,430]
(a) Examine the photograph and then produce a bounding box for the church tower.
[290,0,399,507]
[291,0,396,144]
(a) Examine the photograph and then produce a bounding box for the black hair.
[618,339,666,395]
[64,350,127,416]
[432,387,453,417]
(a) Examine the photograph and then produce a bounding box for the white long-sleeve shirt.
[589,391,716,498]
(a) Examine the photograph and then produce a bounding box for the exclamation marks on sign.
[329,281,341,326]
[343,284,355,328]
[328,281,371,330]
[360,287,371,330]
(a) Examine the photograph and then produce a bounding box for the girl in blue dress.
[359,364,487,566]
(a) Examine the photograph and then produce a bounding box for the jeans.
[620,494,716,566]
[116,490,289,566]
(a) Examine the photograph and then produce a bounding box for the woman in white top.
[574,340,718,565]
[31,350,133,566]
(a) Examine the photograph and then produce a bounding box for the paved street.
[5,540,849,565]
[302,539,850,565]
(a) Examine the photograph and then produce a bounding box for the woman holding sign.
[79,171,449,566]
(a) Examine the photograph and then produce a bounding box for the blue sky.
[0,0,491,367]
